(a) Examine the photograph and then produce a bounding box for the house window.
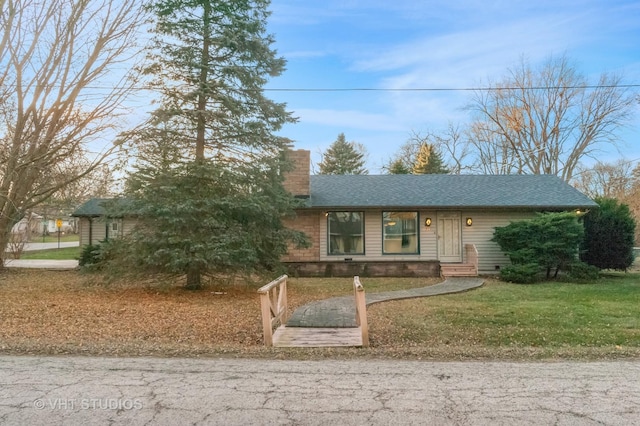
[327,212,364,255]
[106,220,121,240]
[383,212,419,254]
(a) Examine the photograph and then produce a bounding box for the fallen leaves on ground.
[1,269,639,361]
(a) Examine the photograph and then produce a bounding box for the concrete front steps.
[440,263,477,277]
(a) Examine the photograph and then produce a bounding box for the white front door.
[437,212,462,262]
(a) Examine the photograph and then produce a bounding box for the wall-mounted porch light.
[424,217,432,227]
[466,217,473,227]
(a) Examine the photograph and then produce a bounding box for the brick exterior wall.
[284,261,440,278]
[281,210,320,262]
[283,149,310,197]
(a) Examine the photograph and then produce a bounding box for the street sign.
[56,218,63,228]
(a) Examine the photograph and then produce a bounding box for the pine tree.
[318,133,368,175]
[412,143,449,174]
[386,158,411,174]
[581,198,636,270]
[114,0,304,289]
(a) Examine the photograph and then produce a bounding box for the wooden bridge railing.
[464,244,479,275]
[258,275,369,347]
[257,274,288,347]
[353,276,369,347]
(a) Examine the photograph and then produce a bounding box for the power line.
[263,84,640,92]
[2,83,639,92]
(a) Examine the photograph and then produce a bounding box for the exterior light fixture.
[424,217,432,227]
[466,217,473,227]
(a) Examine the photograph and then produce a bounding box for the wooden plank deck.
[272,326,364,348]
[441,263,477,277]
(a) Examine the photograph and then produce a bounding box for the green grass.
[35,234,79,243]
[370,273,640,349]
[20,246,80,260]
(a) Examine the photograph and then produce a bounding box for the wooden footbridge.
[257,275,368,348]
[257,272,484,348]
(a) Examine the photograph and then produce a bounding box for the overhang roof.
[308,174,597,209]
[71,198,128,217]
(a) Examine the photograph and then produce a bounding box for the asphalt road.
[1,356,639,425]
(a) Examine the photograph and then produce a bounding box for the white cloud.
[294,108,407,132]
[281,50,329,59]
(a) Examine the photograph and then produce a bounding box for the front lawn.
[368,273,640,358]
[20,247,79,260]
[0,270,638,359]
[33,234,79,243]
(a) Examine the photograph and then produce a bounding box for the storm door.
[437,212,462,262]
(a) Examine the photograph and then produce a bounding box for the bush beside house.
[581,198,636,271]
[492,212,593,283]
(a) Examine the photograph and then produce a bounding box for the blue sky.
[265,0,640,173]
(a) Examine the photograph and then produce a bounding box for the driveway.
[1,356,638,425]
[3,241,79,269]
[7,241,80,252]
[3,259,78,269]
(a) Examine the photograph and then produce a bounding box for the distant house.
[10,212,44,241]
[281,150,597,277]
[71,198,133,246]
[72,150,597,277]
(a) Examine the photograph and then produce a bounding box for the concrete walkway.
[3,242,79,269]
[286,277,484,328]
[23,241,79,251]
[4,259,79,269]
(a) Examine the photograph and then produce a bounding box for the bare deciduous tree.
[573,160,635,199]
[573,160,640,244]
[467,55,636,181]
[384,125,469,174]
[0,0,143,266]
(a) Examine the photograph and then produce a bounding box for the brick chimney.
[283,149,310,198]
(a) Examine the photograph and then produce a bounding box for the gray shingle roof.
[308,174,597,209]
[72,198,129,217]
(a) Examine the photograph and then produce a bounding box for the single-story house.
[71,198,131,246]
[72,149,597,277]
[280,150,598,277]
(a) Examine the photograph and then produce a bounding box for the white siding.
[78,217,137,246]
[318,208,536,272]
[461,210,536,274]
[122,218,137,235]
[78,218,90,247]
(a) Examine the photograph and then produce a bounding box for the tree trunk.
[185,264,202,290]
[195,1,211,161]
[0,212,19,270]
[0,234,8,270]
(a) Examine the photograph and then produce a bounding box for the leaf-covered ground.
[1,269,639,360]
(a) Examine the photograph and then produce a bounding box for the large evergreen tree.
[114,0,303,289]
[581,198,636,270]
[318,133,368,175]
[412,143,450,174]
